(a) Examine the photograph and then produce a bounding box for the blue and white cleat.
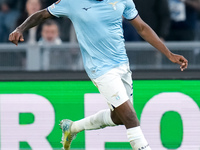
[60,119,76,150]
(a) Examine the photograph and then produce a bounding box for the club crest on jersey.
[55,0,61,4]
[109,1,118,10]
[112,92,120,100]
[50,4,55,9]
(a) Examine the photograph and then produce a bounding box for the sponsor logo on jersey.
[82,7,92,11]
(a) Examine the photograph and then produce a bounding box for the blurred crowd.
[0,0,76,44]
[0,0,200,44]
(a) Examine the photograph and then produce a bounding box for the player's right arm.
[9,9,52,45]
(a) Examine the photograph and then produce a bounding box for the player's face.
[42,25,59,42]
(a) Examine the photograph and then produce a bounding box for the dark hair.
[42,19,59,28]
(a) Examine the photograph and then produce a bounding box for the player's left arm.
[129,15,188,71]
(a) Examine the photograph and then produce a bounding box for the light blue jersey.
[48,0,138,79]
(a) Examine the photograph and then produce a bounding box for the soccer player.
[9,0,188,150]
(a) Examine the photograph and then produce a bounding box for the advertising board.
[0,80,200,150]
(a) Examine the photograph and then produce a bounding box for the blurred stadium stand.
[0,42,199,71]
[0,42,200,81]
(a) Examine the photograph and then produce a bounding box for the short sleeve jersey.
[48,0,138,79]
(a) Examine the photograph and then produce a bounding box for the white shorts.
[92,63,133,111]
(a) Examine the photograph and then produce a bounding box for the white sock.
[127,126,151,150]
[71,109,116,133]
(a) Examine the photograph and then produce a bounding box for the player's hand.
[169,53,188,71]
[9,29,24,46]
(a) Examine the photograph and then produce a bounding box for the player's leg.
[110,64,151,150]
[111,101,151,150]
[111,101,139,127]
[59,109,116,150]
[60,63,150,150]
[60,108,116,150]
[70,109,116,133]
[60,109,116,150]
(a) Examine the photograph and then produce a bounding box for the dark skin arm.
[9,9,52,45]
[130,15,188,71]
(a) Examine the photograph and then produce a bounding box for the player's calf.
[112,101,151,150]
